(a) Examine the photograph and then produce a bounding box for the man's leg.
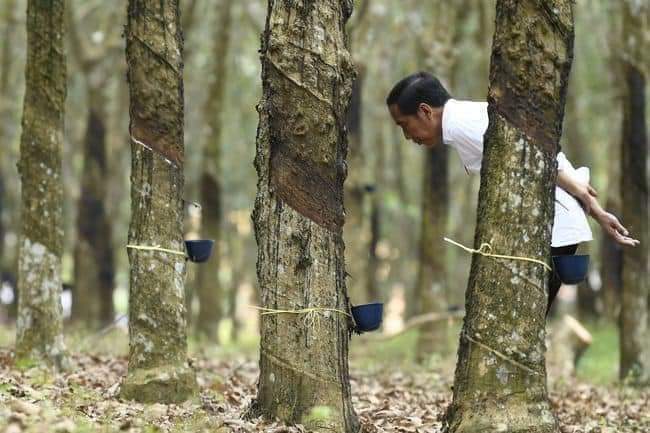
[546,244,578,317]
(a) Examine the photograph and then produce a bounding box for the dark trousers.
[546,244,578,316]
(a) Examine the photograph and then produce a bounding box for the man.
[387,71,639,314]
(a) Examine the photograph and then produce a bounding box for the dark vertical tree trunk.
[15,0,67,368]
[120,0,197,403]
[444,1,574,432]
[365,127,385,303]
[65,5,117,327]
[344,65,368,302]
[619,0,649,385]
[73,97,115,326]
[601,197,622,321]
[0,0,17,320]
[195,0,235,340]
[414,145,449,361]
[250,1,359,431]
[412,0,461,358]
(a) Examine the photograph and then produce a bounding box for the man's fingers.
[614,220,629,236]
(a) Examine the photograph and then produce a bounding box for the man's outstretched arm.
[556,170,640,247]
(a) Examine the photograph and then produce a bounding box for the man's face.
[388,103,442,148]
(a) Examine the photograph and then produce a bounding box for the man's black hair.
[386,71,451,115]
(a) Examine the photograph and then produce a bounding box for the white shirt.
[442,99,593,247]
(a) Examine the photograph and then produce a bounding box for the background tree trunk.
[120,0,197,403]
[344,65,369,303]
[250,1,359,431]
[619,0,649,385]
[66,6,118,327]
[444,1,574,432]
[15,0,67,368]
[195,0,235,341]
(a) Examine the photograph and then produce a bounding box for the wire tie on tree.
[443,237,552,273]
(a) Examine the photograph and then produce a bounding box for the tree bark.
[15,0,67,368]
[619,0,649,385]
[250,1,359,431]
[444,1,574,432]
[195,0,235,340]
[120,0,197,403]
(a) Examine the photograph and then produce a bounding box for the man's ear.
[417,103,433,120]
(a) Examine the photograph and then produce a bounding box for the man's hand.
[596,211,640,247]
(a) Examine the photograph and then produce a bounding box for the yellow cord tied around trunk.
[250,305,353,330]
[443,237,552,273]
[126,244,186,256]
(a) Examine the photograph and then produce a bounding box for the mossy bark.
[619,0,649,385]
[251,1,359,432]
[444,1,574,432]
[120,0,197,404]
[15,0,67,369]
[195,0,234,340]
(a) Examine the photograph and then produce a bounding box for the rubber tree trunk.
[72,90,115,327]
[66,5,116,327]
[15,0,67,369]
[120,0,197,403]
[365,127,385,303]
[0,0,16,278]
[195,0,234,340]
[600,198,622,322]
[344,65,368,302]
[250,1,359,431]
[1,0,18,320]
[415,145,449,362]
[444,1,574,432]
[619,0,649,385]
[412,0,458,358]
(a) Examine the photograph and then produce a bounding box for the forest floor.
[0,321,648,433]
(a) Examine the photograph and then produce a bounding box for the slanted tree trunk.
[250,1,359,431]
[120,0,197,403]
[444,1,574,432]
[619,0,649,385]
[15,0,67,368]
[195,0,234,340]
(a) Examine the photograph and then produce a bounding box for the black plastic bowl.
[552,254,589,285]
[351,302,383,332]
[185,240,214,263]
